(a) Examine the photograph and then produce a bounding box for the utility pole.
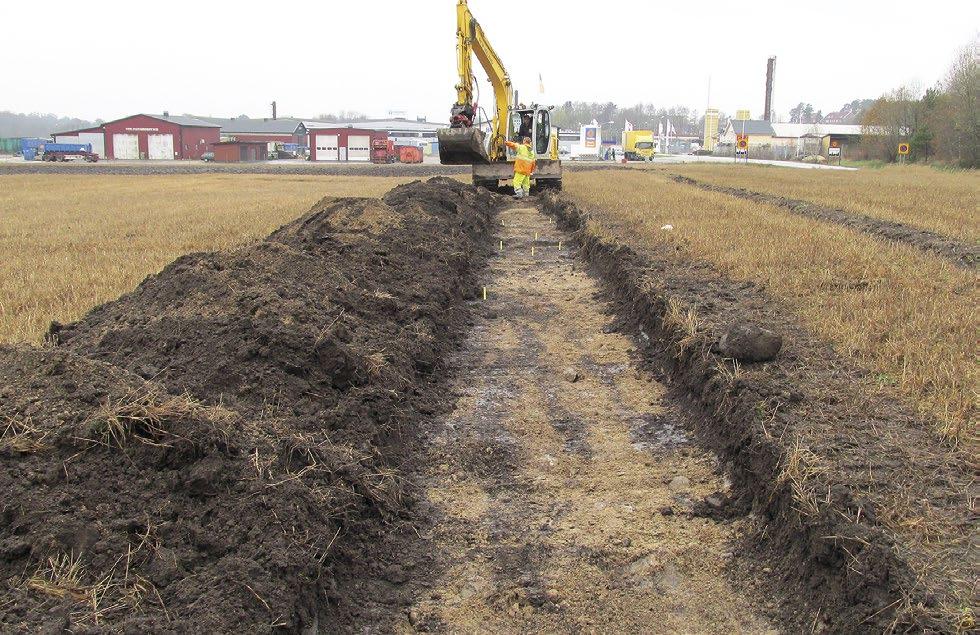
[271,101,277,120]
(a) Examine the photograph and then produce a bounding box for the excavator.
[438,0,562,191]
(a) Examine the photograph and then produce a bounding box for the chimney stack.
[271,101,277,120]
[764,57,777,122]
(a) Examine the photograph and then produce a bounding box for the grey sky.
[4,1,977,122]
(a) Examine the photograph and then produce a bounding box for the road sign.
[735,135,748,158]
[829,146,841,157]
[897,142,910,156]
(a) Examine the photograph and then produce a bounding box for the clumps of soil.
[0,178,500,633]
[672,174,979,268]
[540,192,976,633]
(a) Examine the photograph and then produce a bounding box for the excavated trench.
[348,203,782,632]
[9,178,945,633]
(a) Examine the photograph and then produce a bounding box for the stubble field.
[663,163,979,242]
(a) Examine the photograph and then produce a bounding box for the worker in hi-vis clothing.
[505,136,536,198]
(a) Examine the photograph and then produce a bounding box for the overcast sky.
[4,1,977,123]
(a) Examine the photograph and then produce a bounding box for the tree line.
[861,41,978,167]
[0,111,100,138]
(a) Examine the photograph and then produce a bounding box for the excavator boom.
[438,0,511,165]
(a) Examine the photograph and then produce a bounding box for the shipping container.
[0,138,21,154]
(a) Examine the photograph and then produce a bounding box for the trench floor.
[389,204,775,633]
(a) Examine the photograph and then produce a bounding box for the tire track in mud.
[671,174,979,268]
[386,204,777,633]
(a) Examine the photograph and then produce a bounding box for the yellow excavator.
[438,0,562,190]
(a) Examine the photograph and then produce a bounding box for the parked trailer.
[41,143,99,162]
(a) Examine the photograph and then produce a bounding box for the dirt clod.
[719,323,782,362]
[668,475,691,492]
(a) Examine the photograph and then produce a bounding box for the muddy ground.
[671,174,979,268]
[0,178,498,633]
[541,192,976,633]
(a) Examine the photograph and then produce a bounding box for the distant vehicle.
[622,130,656,161]
[201,152,215,162]
[41,143,99,162]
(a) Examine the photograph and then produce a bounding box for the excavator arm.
[439,0,511,164]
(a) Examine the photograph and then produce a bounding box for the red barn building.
[100,113,220,160]
[306,125,388,162]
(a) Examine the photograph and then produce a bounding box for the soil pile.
[0,178,499,633]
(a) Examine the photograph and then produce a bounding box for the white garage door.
[112,134,139,160]
[347,135,370,162]
[79,132,105,159]
[314,134,338,161]
[147,134,175,160]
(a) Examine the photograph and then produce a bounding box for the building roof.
[196,117,306,135]
[52,125,103,136]
[97,113,221,128]
[303,118,447,133]
[146,114,220,128]
[771,123,863,138]
[303,122,382,132]
[725,120,776,136]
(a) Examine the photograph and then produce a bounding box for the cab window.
[535,110,550,155]
[510,111,523,142]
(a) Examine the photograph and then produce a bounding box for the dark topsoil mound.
[0,178,499,633]
[540,193,976,633]
[672,174,979,269]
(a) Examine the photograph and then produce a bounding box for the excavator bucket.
[438,127,490,164]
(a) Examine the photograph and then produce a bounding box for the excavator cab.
[506,107,555,159]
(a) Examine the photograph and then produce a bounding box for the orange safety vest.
[505,140,536,176]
